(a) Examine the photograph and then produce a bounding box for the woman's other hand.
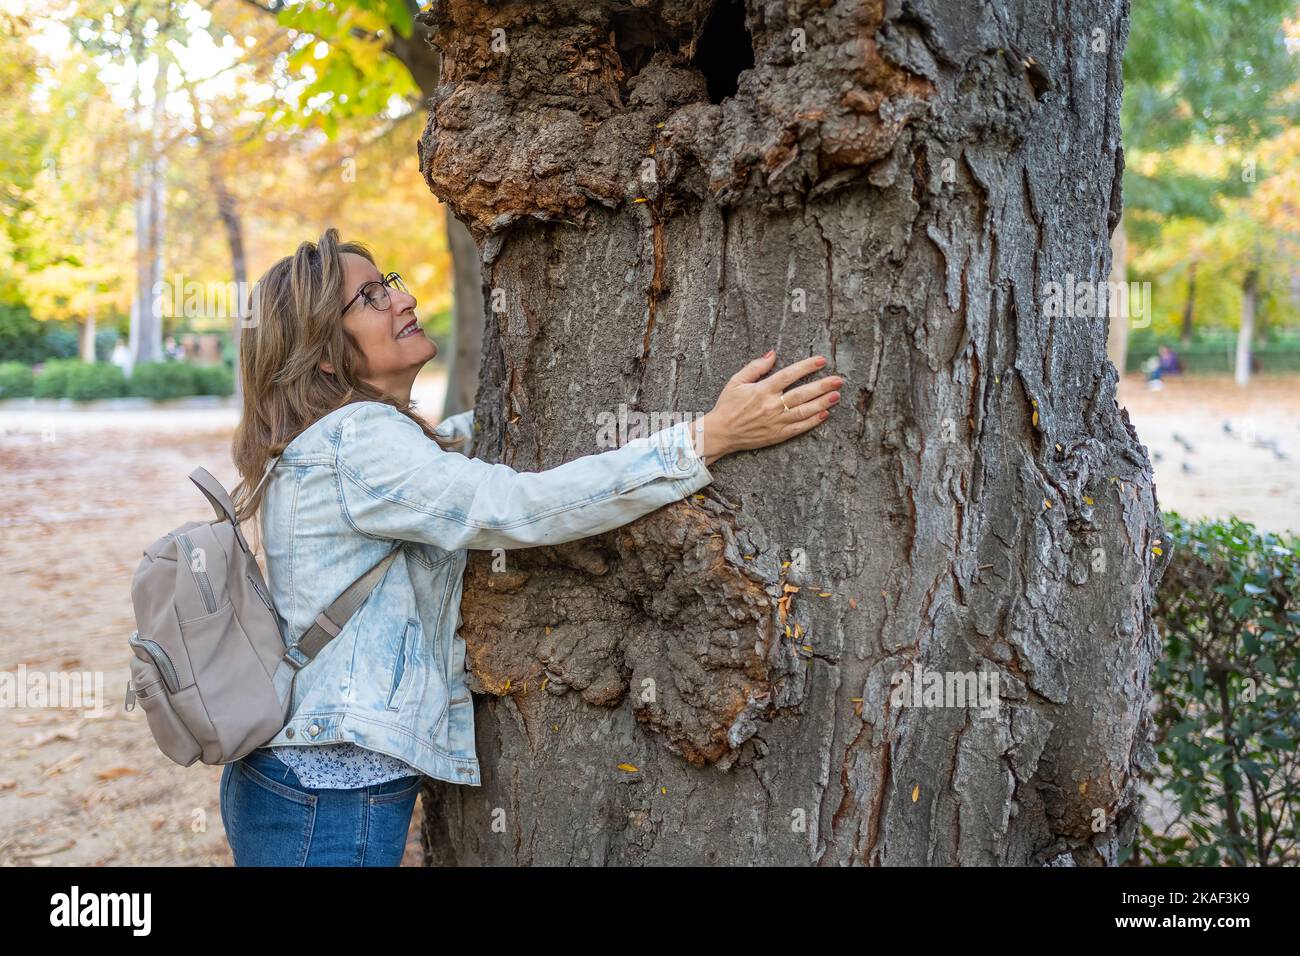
[696,351,841,465]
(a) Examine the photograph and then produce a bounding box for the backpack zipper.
[174,530,218,614]
[247,572,274,612]
[128,631,181,694]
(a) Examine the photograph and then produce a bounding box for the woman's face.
[331,252,436,395]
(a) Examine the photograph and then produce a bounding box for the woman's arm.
[432,409,474,456]
[335,402,712,551]
[336,351,840,551]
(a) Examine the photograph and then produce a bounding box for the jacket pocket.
[386,618,419,711]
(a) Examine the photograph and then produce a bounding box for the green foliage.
[33,357,79,398]
[93,329,118,362]
[273,0,421,133]
[127,361,232,399]
[1120,0,1300,343]
[63,361,126,400]
[0,304,117,364]
[1124,167,1251,235]
[192,363,234,397]
[0,303,42,363]
[0,361,35,398]
[33,359,126,400]
[127,361,198,400]
[1124,0,1299,153]
[1128,515,1300,866]
[1126,329,1300,374]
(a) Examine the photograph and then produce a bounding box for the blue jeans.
[219,747,421,866]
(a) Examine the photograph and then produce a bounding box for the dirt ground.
[0,373,1295,865]
[1115,374,1300,535]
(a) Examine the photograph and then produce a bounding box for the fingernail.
[765,349,775,357]
[819,410,829,420]
[829,393,840,404]
[816,356,827,366]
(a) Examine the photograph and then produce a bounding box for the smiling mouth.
[395,318,422,339]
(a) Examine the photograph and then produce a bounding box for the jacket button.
[285,728,294,739]
[675,448,691,471]
[307,723,321,736]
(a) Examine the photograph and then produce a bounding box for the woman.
[218,227,842,866]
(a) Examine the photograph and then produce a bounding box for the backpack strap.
[189,467,239,525]
[189,458,278,554]
[270,543,405,711]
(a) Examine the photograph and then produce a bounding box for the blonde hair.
[230,227,461,533]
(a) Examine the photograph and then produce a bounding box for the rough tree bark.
[415,0,1167,866]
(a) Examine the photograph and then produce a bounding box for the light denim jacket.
[257,400,713,786]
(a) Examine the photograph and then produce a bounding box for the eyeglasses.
[342,271,408,316]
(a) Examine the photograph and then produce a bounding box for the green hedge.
[192,363,234,397]
[64,362,126,400]
[1127,515,1300,866]
[0,361,35,398]
[29,360,127,400]
[128,361,232,399]
[24,359,232,401]
[33,358,81,398]
[127,361,197,400]
[1126,333,1300,374]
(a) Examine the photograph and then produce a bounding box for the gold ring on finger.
[781,396,792,413]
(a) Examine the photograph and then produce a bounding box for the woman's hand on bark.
[696,351,841,465]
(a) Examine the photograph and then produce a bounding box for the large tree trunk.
[416,0,1165,866]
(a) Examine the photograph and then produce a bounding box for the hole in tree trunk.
[611,8,681,100]
[692,0,754,104]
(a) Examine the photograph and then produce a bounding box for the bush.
[94,329,119,363]
[128,361,198,400]
[64,362,126,401]
[1128,515,1300,866]
[0,361,35,398]
[42,327,80,360]
[192,363,233,397]
[31,360,127,400]
[0,304,45,364]
[33,358,80,398]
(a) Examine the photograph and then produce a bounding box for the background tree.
[230,0,484,416]
[1,12,134,355]
[416,0,1166,866]
[1114,0,1298,367]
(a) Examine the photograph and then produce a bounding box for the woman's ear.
[319,359,335,375]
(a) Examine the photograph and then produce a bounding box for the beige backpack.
[124,461,400,766]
